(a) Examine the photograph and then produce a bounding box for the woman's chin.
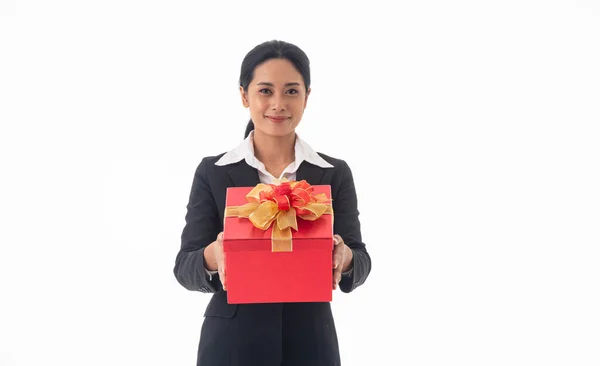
[255,125,296,138]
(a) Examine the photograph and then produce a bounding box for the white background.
[1,1,599,365]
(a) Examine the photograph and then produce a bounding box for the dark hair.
[240,40,311,138]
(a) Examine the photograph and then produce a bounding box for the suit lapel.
[227,160,261,187]
[296,161,324,185]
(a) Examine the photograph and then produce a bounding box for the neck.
[252,130,296,167]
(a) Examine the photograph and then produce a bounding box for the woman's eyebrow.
[256,82,301,87]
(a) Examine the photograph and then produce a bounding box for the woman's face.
[240,58,310,138]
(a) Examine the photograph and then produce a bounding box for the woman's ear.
[304,87,311,109]
[240,86,249,108]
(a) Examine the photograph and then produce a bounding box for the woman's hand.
[332,234,353,290]
[204,232,227,290]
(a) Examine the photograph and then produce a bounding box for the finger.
[332,248,343,269]
[216,242,226,275]
[333,235,340,246]
[219,262,227,289]
[218,258,226,275]
[332,268,341,289]
[217,232,224,242]
[219,271,227,291]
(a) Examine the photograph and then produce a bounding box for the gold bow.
[225,180,333,252]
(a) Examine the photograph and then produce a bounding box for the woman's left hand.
[332,234,353,290]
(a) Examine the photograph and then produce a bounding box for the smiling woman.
[173,40,372,366]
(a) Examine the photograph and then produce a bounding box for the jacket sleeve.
[173,158,222,293]
[335,160,372,293]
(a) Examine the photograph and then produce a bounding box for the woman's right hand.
[204,232,227,290]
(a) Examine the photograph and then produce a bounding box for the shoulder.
[315,152,352,175]
[314,152,360,207]
[199,153,227,167]
[193,152,234,177]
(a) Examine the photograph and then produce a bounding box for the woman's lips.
[266,116,289,123]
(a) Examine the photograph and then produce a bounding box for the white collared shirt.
[215,130,333,183]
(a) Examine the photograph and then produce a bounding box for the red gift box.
[223,181,333,304]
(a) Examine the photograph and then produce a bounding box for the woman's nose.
[271,94,285,111]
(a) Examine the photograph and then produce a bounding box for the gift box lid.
[223,184,333,252]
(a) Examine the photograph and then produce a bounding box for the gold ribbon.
[225,180,333,252]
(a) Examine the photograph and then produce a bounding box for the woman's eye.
[287,89,299,95]
[259,88,272,94]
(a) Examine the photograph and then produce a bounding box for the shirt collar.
[215,130,333,170]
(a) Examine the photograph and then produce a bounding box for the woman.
[174,40,371,366]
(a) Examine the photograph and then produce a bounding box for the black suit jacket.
[174,152,371,366]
